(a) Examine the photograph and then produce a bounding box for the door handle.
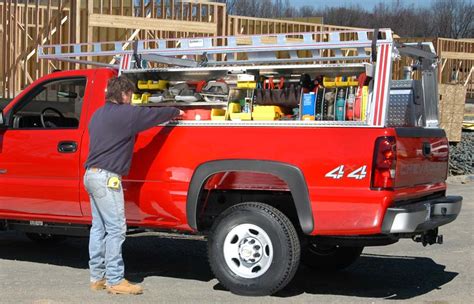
[422,142,432,158]
[58,141,77,153]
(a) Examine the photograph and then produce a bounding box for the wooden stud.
[171,0,174,20]
[198,3,202,22]
[74,0,80,68]
[23,0,28,86]
[0,2,5,97]
[188,2,193,21]
[34,0,40,80]
[2,1,7,98]
[12,0,18,95]
[88,14,218,34]
[7,0,12,98]
[86,0,94,67]
[57,0,62,69]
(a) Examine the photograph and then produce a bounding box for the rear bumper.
[381,196,462,233]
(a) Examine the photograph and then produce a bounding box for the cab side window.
[11,78,86,129]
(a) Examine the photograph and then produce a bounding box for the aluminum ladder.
[38,28,394,72]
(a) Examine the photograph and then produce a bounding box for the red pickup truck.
[0,31,463,296]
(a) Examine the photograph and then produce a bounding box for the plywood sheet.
[439,84,467,142]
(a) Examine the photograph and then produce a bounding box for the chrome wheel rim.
[223,223,273,279]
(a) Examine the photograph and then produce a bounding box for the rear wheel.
[208,202,300,296]
[301,238,363,271]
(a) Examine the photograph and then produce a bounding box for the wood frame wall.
[437,38,474,99]
[0,0,77,98]
[0,0,473,100]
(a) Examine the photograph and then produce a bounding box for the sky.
[288,0,436,9]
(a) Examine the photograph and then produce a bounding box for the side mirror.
[0,110,7,130]
[0,110,8,129]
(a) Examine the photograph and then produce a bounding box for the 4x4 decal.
[325,165,368,180]
[325,165,345,179]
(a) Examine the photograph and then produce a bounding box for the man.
[83,76,183,295]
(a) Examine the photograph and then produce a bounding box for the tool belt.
[254,85,301,107]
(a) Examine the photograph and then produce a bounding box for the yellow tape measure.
[107,176,121,190]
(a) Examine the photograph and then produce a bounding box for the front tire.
[208,202,300,296]
[301,238,363,271]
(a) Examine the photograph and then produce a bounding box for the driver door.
[0,76,89,217]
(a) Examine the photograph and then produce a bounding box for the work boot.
[90,279,106,291]
[106,279,143,295]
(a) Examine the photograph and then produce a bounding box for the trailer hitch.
[412,228,443,246]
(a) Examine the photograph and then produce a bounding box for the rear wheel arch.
[186,160,314,234]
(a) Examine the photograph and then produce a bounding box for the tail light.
[371,136,397,190]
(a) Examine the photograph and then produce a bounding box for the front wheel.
[301,238,363,271]
[208,202,300,296]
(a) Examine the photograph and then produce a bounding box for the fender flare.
[186,159,314,234]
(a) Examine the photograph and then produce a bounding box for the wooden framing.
[0,0,472,102]
[392,37,474,100]
[0,0,73,98]
[88,14,217,34]
[437,38,474,99]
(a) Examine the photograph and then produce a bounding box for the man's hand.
[174,110,185,120]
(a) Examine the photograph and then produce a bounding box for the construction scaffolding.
[0,0,473,101]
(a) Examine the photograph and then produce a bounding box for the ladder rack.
[38,29,394,72]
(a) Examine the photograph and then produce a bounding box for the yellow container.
[137,81,148,90]
[148,80,169,90]
[230,112,252,121]
[361,86,369,121]
[132,93,143,104]
[141,92,151,103]
[252,106,283,121]
[237,81,257,89]
[348,76,358,86]
[132,92,151,104]
[211,108,226,121]
[302,115,315,121]
[335,76,349,87]
[225,102,241,120]
[323,76,336,88]
[137,80,169,90]
[227,102,252,121]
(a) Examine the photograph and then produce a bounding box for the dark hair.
[105,76,135,104]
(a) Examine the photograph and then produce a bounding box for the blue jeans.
[83,168,126,285]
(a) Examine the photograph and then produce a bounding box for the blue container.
[302,92,317,118]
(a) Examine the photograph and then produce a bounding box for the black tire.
[301,239,363,271]
[208,202,300,296]
[25,233,66,245]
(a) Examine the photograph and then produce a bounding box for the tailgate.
[395,128,448,188]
